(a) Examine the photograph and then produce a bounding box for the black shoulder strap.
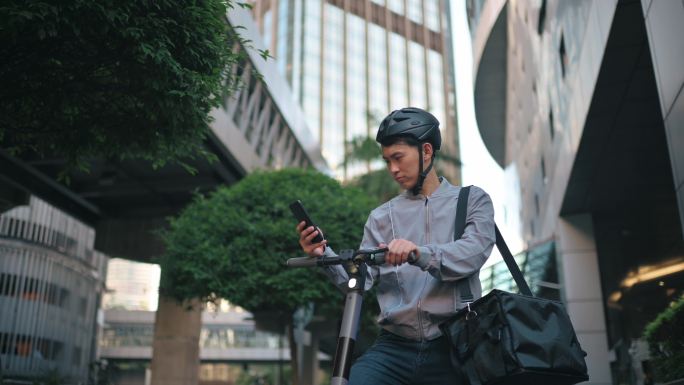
[454,186,470,240]
[455,186,474,302]
[495,225,533,296]
[455,186,534,303]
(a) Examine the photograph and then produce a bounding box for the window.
[72,346,82,366]
[549,109,555,140]
[541,157,547,184]
[59,288,70,308]
[538,0,547,35]
[79,297,88,318]
[559,33,567,78]
[535,193,541,216]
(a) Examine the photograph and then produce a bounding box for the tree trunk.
[288,325,299,385]
[150,296,202,385]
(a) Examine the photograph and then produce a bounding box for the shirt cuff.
[414,246,432,269]
[323,246,337,258]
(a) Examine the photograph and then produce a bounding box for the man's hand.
[382,239,419,266]
[296,221,327,257]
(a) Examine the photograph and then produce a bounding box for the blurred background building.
[467,0,684,384]
[246,0,461,181]
[99,258,326,385]
[0,197,107,382]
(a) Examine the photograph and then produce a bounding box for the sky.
[450,0,525,263]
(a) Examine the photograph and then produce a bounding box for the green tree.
[158,168,376,384]
[0,0,264,173]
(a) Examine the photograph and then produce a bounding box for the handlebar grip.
[286,257,319,268]
[370,251,417,265]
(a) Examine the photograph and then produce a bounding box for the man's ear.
[422,142,434,160]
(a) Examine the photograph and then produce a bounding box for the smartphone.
[289,200,325,243]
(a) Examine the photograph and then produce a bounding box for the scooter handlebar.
[368,251,417,265]
[286,250,417,268]
[286,256,319,268]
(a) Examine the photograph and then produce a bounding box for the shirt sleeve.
[412,186,496,281]
[321,214,381,291]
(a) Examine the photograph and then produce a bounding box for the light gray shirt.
[323,178,496,341]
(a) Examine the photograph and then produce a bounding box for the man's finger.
[305,229,319,242]
[301,226,315,237]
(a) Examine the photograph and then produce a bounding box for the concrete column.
[150,296,202,385]
[557,214,612,385]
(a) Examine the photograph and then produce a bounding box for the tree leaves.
[0,0,253,172]
[158,168,377,318]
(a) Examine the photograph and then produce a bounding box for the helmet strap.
[411,146,435,195]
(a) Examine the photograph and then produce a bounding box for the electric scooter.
[286,248,415,385]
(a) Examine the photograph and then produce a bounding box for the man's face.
[382,142,421,190]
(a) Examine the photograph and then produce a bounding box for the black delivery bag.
[440,289,589,385]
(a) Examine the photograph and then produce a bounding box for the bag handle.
[455,186,533,299]
[495,225,532,296]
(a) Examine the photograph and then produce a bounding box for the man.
[297,107,496,385]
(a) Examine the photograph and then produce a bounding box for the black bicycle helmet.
[376,107,441,195]
[376,107,441,150]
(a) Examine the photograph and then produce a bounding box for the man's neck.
[420,171,441,197]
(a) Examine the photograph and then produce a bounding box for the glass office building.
[248,0,460,180]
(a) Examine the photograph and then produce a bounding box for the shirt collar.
[401,177,451,200]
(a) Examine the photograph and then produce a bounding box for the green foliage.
[643,296,684,382]
[0,0,258,172]
[342,136,382,167]
[341,135,400,205]
[158,168,376,318]
[349,168,402,205]
[236,364,290,385]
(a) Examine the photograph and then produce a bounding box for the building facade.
[248,0,460,180]
[0,197,108,383]
[102,258,161,312]
[99,309,327,385]
[99,258,324,385]
[468,0,684,384]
